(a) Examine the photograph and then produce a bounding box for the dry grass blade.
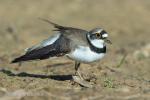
[116,54,127,68]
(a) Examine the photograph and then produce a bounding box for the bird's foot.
[72,75,93,88]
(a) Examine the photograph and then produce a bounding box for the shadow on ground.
[0,68,73,81]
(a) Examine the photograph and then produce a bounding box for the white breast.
[67,46,105,63]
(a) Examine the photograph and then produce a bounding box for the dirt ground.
[0,0,150,100]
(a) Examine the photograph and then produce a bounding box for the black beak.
[105,39,112,44]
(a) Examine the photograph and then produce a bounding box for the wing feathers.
[11,45,56,63]
[11,34,71,63]
[39,18,68,31]
[39,18,87,33]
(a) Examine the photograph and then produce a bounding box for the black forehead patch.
[100,30,107,35]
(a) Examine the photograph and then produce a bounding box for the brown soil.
[0,0,150,100]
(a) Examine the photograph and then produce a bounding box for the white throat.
[87,35,105,48]
[90,39,104,48]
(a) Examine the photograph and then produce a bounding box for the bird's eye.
[96,33,101,38]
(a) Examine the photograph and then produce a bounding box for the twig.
[116,54,127,68]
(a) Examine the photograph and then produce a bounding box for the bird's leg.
[72,61,93,88]
[74,61,84,80]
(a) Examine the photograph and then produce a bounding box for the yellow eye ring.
[96,33,101,38]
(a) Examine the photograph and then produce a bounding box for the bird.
[11,19,112,87]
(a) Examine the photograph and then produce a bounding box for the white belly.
[67,46,105,63]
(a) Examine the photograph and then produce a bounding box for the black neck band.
[86,35,106,53]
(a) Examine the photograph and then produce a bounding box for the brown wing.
[39,18,87,32]
[40,18,89,46]
[11,34,71,63]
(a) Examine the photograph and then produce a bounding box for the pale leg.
[72,61,93,88]
[74,62,84,80]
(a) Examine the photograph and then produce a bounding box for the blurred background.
[0,0,150,100]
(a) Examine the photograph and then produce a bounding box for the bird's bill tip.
[105,39,112,44]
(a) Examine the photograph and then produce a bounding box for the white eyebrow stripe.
[102,34,108,38]
[97,29,103,33]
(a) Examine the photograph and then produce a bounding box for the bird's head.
[87,28,112,48]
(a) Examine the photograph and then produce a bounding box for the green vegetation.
[103,77,115,88]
